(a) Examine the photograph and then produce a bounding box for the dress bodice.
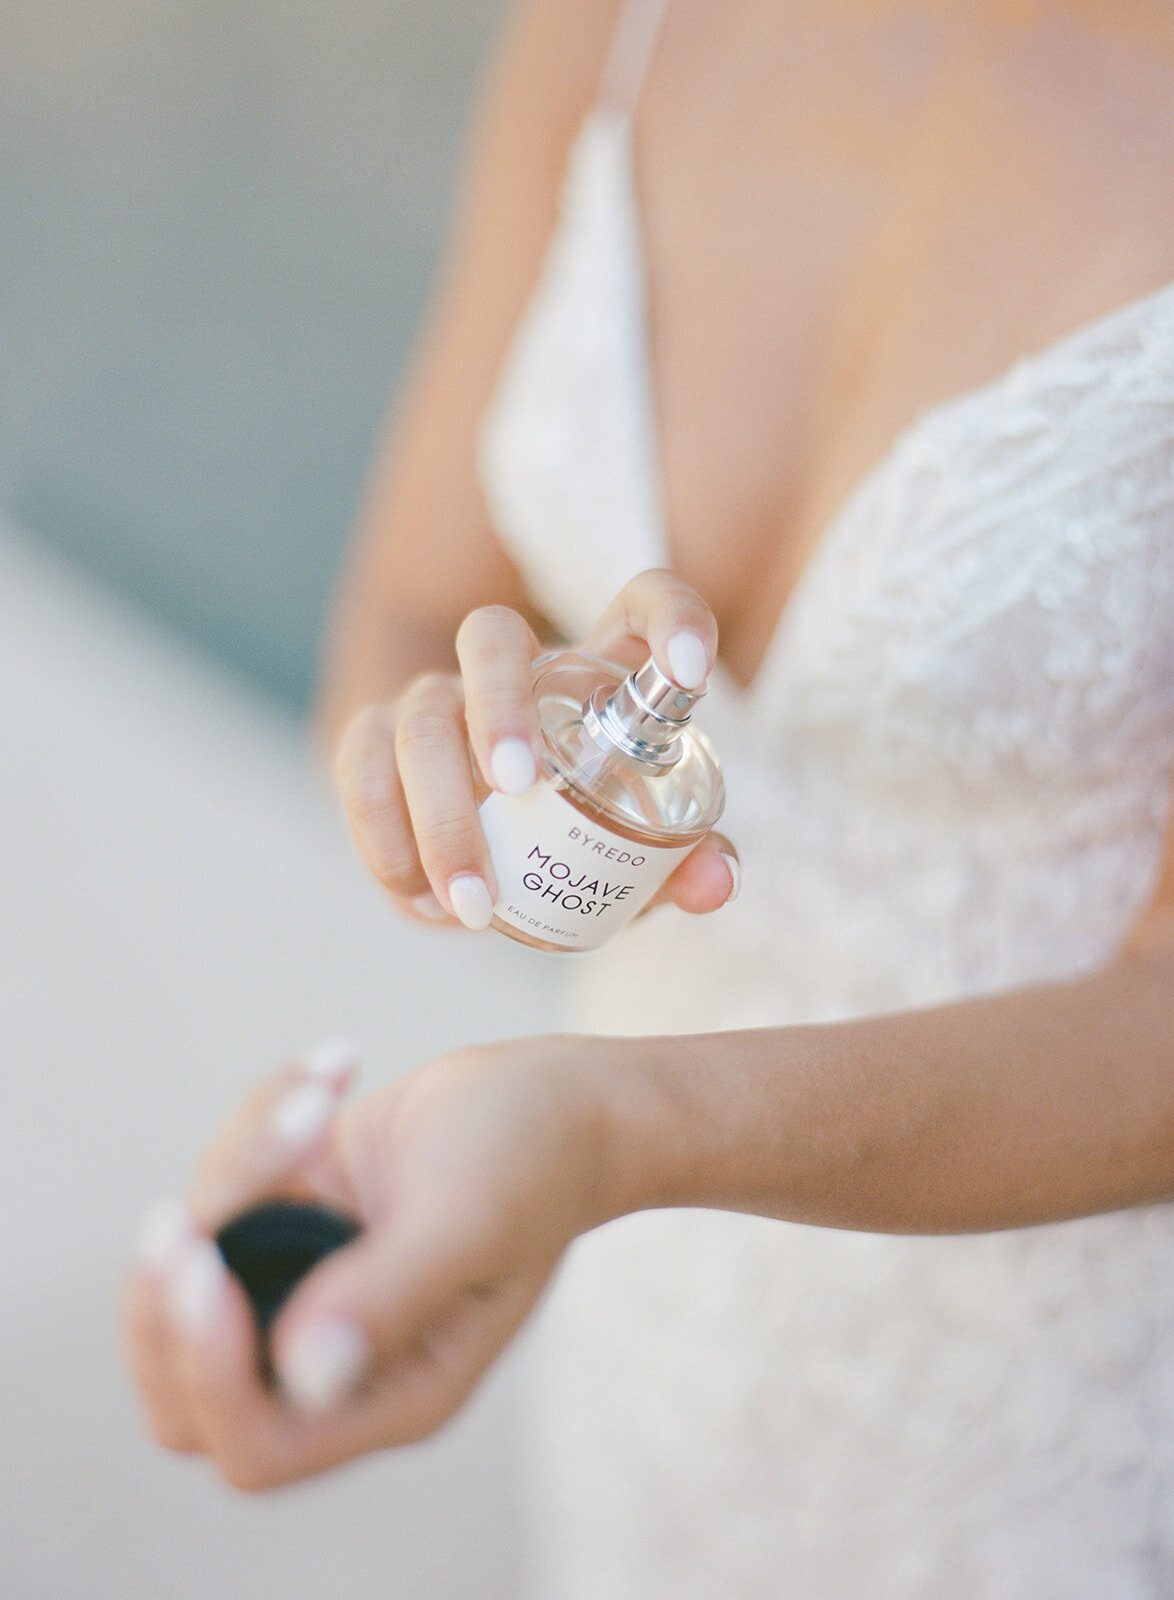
[476,10,1174,1596]
[478,91,1174,1034]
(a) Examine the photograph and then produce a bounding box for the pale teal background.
[1,1,507,707]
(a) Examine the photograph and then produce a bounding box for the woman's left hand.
[123,1035,623,1490]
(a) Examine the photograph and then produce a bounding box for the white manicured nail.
[411,891,448,921]
[137,1198,194,1272]
[304,1037,360,1084]
[719,852,741,903]
[167,1237,228,1338]
[665,631,709,690]
[271,1080,336,1148]
[490,738,537,796]
[278,1316,369,1413]
[448,874,494,931]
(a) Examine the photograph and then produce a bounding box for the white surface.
[0,520,565,1598]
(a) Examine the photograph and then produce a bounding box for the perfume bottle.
[478,653,725,954]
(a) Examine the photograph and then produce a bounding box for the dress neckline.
[735,275,1174,708]
[599,95,1174,704]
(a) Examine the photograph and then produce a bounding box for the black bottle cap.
[215,1200,361,1343]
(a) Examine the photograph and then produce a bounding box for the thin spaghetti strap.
[597,0,672,114]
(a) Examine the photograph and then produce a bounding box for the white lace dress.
[478,11,1174,1595]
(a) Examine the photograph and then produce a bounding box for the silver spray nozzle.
[582,656,706,770]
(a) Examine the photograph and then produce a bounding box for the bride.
[127,3,1174,1594]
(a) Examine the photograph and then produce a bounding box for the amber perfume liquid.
[478,653,725,954]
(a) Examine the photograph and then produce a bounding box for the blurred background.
[0,4,572,1596]
[2,0,510,708]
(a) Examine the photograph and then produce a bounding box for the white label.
[478,783,693,952]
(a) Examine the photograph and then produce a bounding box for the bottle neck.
[581,657,705,771]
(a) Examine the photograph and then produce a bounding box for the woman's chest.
[636,0,1174,686]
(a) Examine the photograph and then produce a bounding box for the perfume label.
[479,784,694,952]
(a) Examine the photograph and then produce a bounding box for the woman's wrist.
[582,1029,743,1225]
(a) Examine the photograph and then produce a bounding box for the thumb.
[647,833,740,916]
[268,1195,544,1440]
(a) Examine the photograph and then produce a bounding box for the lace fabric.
[477,11,1174,1594]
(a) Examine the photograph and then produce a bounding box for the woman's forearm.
[599,944,1174,1235]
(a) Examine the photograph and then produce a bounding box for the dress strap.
[597,0,672,115]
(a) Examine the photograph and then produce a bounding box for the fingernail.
[278,1315,369,1413]
[490,737,537,796]
[137,1198,194,1272]
[448,874,494,931]
[411,891,449,921]
[167,1237,228,1338]
[719,852,741,903]
[271,1080,336,1148]
[665,631,709,690]
[304,1037,360,1085]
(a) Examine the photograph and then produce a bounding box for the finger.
[334,703,452,919]
[124,1202,203,1453]
[269,1162,525,1419]
[125,1274,204,1453]
[455,606,542,798]
[646,834,741,915]
[164,1231,318,1490]
[394,674,497,930]
[190,1040,359,1233]
[160,1228,543,1487]
[152,1206,414,1492]
[579,568,717,689]
[267,1212,549,1457]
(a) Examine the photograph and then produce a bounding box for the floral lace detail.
[480,78,1174,1600]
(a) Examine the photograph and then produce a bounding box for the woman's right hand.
[332,568,741,930]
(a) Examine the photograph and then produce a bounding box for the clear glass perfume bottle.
[477,652,725,953]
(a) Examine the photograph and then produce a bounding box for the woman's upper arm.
[318,0,624,737]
